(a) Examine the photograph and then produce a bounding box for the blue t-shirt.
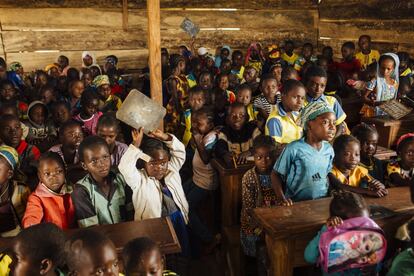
[274,137,334,201]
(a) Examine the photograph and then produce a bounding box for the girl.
[271,102,335,205]
[22,152,76,229]
[329,135,387,197]
[242,66,260,96]
[181,87,207,147]
[387,133,414,186]
[253,75,280,120]
[73,89,103,136]
[215,73,236,104]
[198,71,213,91]
[0,80,28,120]
[352,123,385,182]
[25,101,56,149]
[66,79,85,113]
[118,128,190,256]
[244,42,265,75]
[363,53,400,116]
[50,101,71,135]
[93,75,123,113]
[236,84,256,121]
[215,103,261,167]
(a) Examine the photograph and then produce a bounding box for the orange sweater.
[22,183,76,230]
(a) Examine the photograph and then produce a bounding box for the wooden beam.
[147,0,162,106]
[122,0,128,31]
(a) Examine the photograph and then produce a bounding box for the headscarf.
[8,62,22,72]
[215,45,232,68]
[244,42,265,66]
[82,51,98,68]
[299,101,334,130]
[93,75,110,88]
[396,133,414,152]
[376,53,400,101]
[0,145,19,170]
[44,63,59,73]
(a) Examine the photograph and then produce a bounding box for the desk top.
[253,187,414,239]
[374,146,397,160]
[0,217,181,255]
[211,158,254,175]
[362,113,414,127]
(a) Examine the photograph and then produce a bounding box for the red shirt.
[337,58,361,80]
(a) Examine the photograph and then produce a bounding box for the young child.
[240,135,277,258]
[0,145,30,238]
[281,66,299,84]
[215,103,261,167]
[265,79,306,145]
[242,66,260,96]
[123,237,178,276]
[352,123,385,182]
[73,89,103,136]
[236,83,256,121]
[50,101,71,136]
[0,80,28,120]
[96,114,128,167]
[363,53,400,116]
[8,223,66,276]
[215,73,236,104]
[329,135,387,197]
[281,40,299,66]
[38,85,57,109]
[198,71,213,91]
[22,152,76,229]
[398,51,412,77]
[72,135,133,227]
[93,75,123,112]
[231,50,245,81]
[253,75,280,120]
[271,102,336,205]
[355,35,380,70]
[387,133,414,186]
[25,101,56,149]
[118,128,190,256]
[294,43,318,72]
[337,42,362,81]
[81,68,94,88]
[304,191,379,275]
[66,80,84,112]
[0,103,29,140]
[181,87,207,147]
[65,229,120,276]
[387,220,414,276]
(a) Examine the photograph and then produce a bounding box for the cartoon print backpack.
[318,216,387,273]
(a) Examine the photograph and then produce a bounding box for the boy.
[281,40,299,66]
[0,80,28,120]
[293,43,318,72]
[181,87,207,147]
[337,41,361,80]
[71,135,133,228]
[93,75,122,113]
[355,35,380,70]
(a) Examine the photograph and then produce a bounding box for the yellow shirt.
[281,52,299,66]
[182,109,192,147]
[265,103,302,144]
[331,165,372,187]
[355,50,380,69]
[401,68,412,77]
[246,103,257,122]
[0,254,12,276]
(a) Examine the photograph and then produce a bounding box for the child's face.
[262,79,278,102]
[98,84,112,100]
[341,46,354,60]
[361,132,378,158]
[307,112,336,142]
[271,66,282,83]
[191,114,213,135]
[62,125,84,150]
[199,74,212,90]
[30,105,46,125]
[49,67,60,79]
[218,76,229,91]
[97,126,118,150]
[318,60,329,72]
[220,48,230,60]
[38,159,65,192]
[82,73,93,87]
[302,46,313,59]
[244,68,257,83]
[74,242,119,276]
[52,104,71,125]
[220,61,232,74]
[178,60,186,73]
[232,53,243,67]
[358,37,371,52]
[83,99,99,118]
[83,55,93,67]
[1,83,16,101]
[0,119,23,148]
[336,141,360,171]
[188,92,205,111]
[82,145,111,180]
[227,106,247,131]
[379,59,395,78]
[282,86,306,112]
[144,149,169,180]
[322,47,333,59]
[58,56,68,69]
[400,141,414,169]
[40,89,55,105]
[285,43,294,55]
[129,248,163,276]
[254,146,274,174]
[306,76,327,99]
[71,81,85,99]
[9,240,41,276]
[0,157,13,185]
[0,106,18,117]
[236,89,252,106]
[36,74,48,88]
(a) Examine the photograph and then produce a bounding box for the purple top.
[111,141,128,167]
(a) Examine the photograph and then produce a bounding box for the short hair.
[281,79,305,95]
[188,86,205,97]
[38,151,66,172]
[351,123,378,142]
[330,191,368,219]
[281,66,298,82]
[198,71,212,82]
[58,55,69,64]
[80,87,100,107]
[253,135,277,152]
[333,134,360,156]
[260,74,277,87]
[303,42,313,49]
[0,102,18,116]
[16,223,65,267]
[398,52,411,64]
[97,113,121,131]
[60,119,83,137]
[78,135,109,162]
[0,57,6,67]
[284,40,294,47]
[51,101,70,113]
[304,65,327,85]
[232,50,243,59]
[359,35,371,42]
[342,41,356,50]
[0,114,20,129]
[67,67,80,82]
[192,106,214,124]
[122,237,160,275]
[0,79,14,89]
[236,83,252,94]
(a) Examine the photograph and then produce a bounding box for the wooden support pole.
[147,0,162,106]
[122,0,128,31]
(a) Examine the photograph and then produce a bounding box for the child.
[0,145,30,237]
[181,87,207,147]
[25,101,56,148]
[215,103,261,167]
[72,135,133,227]
[387,220,414,276]
[281,40,299,66]
[96,114,128,167]
[66,80,84,112]
[184,107,219,248]
[93,75,123,112]
[265,79,306,145]
[271,102,336,205]
[337,42,362,81]
[398,51,412,77]
[304,191,379,275]
[240,135,277,257]
[219,58,232,75]
[0,103,29,140]
[242,66,260,96]
[236,83,256,121]
[65,229,120,276]
[198,71,213,91]
[294,43,318,72]
[38,85,57,109]
[352,123,385,182]
[215,73,236,104]
[8,223,66,276]
[329,135,387,197]
[81,68,94,87]
[123,237,178,276]
[0,80,28,120]
[355,35,380,70]
[118,128,190,256]
[281,66,299,84]
[231,50,245,81]
[387,133,414,186]
[50,101,71,135]
[73,89,103,136]
[22,152,76,229]
[253,75,280,120]
[363,53,400,116]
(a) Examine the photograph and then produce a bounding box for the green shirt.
[388,248,414,276]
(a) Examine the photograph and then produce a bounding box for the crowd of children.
[0,33,414,275]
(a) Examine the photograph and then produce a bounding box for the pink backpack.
[318,216,387,273]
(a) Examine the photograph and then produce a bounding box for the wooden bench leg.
[265,234,294,276]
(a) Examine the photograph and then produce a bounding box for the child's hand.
[191,132,203,145]
[236,151,251,164]
[368,179,385,190]
[326,216,343,228]
[277,197,293,207]
[223,152,236,168]
[365,188,388,198]
[131,128,144,148]
[147,129,170,141]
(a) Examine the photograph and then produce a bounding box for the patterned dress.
[164,75,189,134]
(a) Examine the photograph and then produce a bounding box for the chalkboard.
[180,17,200,38]
[379,99,413,120]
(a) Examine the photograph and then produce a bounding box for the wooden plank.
[122,0,128,31]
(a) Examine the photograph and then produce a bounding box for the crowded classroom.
[1,0,414,275]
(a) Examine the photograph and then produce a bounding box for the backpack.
[318,216,387,273]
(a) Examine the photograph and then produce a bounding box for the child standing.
[22,152,76,229]
[271,102,336,204]
[265,79,306,145]
[387,133,414,186]
[236,84,256,121]
[253,75,280,120]
[181,87,207,147]
[355,35,380,70]
[93,75,123,113]
[66,80,84,112]
[337,42,362,81]
[73,89,103,136]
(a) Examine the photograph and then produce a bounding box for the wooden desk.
[211,159,254,227]
[362,114,414,148]
[0,217,181,255]
[253,187,414,276]
[374,146,397,161]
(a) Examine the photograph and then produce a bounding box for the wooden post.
[147,0,162,106]
[122,0,128,31]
